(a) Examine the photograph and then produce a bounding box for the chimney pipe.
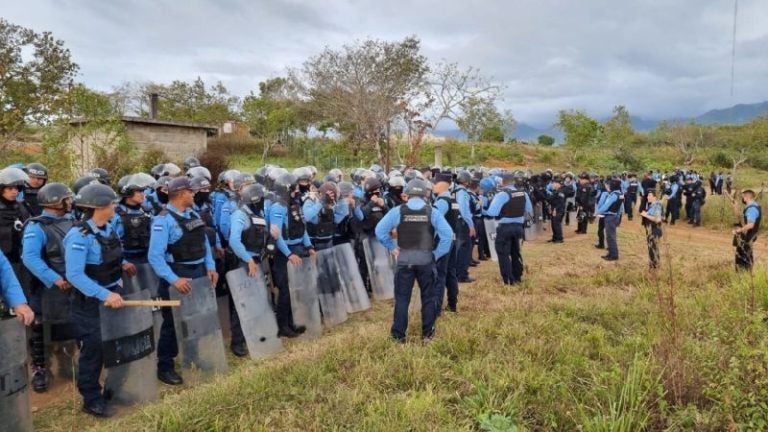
[150,93,159,119]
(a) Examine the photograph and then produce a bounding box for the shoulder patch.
[153,224,165,231]
[71,242,86,251]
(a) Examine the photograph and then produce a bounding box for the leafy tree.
[538,134,555,146]
[555,109,602,148]
[0,18,79,144]
[603,105,635,151]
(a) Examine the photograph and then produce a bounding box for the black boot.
[31,366,49,393]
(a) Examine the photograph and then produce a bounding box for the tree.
[538,134,555,146]
[603,105,635,151]
[295,36,429,164]
[456,98,515,158]
[0,18,79,144]
[555,109,602,148]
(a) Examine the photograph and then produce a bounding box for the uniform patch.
[153,225,164,231]
[71,243,86,251]
[23,232,37,238]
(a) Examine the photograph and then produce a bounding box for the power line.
[730,0,738,98]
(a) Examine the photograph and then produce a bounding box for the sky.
[3,0,767,127]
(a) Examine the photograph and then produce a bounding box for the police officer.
[640,189,663,269]
[733,189,762,271]
[384,175,407,209]
[687,177,706,227]
[304,182,342,250]
[268,173,313,338]
[375,178,452,343]
[1,249,35,325]
[87,168,111,186]
[596,179,624,261]
[575,172,594,234]
[453,171,476,283]
[22,162,48,216]
[663,175,681,225]
[227,183,270,356]
[183,156,201,171]
[64,183,127,417]
[546,176,566,243]
[624,173,639,221]
[113,174,155,264]
[639,171,657,214]
[21,182,76,392]
[148,177,218,385]
[486,172,533,285]
[477,177,496,259]
[432,172,459,314]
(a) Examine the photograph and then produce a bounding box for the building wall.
[125,123,208,160]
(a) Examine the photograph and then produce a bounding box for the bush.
[537,151,555,164]
[708,151,732,168]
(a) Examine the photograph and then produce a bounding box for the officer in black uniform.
[546,176,566,243]
[486,173,533,285]
[23,162,48,216]
[639,171,657,215]
[64,183,127,417]
[624,173,639,221]
[575,172,594,234]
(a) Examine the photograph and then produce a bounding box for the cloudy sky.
[4,0,767,126]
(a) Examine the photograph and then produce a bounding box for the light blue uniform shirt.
[0,251,26,308]
[596,191,622,216]
[22,211,73,288]
[374,197,453,261]
[486,186,533,224]
[454,187,474,229]
[745,204,760,224]
[148,203,216,285]
[268,201,312,257]
[229,205,268,263]
[64,219,120,301]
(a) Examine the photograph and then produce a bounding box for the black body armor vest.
[241,206,267,254]
[28,216,74,276]
[81,224,123,286]
[117,206,151,252]
[500,190,527,218]
[165,210,207,262]
[398,205,434,251]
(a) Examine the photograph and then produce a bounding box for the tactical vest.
[436,195,459,230]
[283,201,306,240]
[165,210,207,262]
[198,204,217,247]
[117,206,151,251]
[28,216,74,276]
[743,203,762,242]
[307,205,336,240]
[398,205,434,251]
[80,224,123,286]
[0,199,26,262]
[361,202,385,233]
[468,191,481,217]
[607,191,624,213]
[627,181,639,196]
[500,190,527,218]
[241,205,267,253]
[24,189,42,216]
[641,179,657,197]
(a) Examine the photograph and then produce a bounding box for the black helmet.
[337,181,355,197]
[404,178,431,197]
[254,166,269,184]
[232,173,256,191]
[190,176,212,191]
[292,167,313,183]
[155,176,172,190]
[455,170,472,185]
[37,183,73,207]
[72,175,99,194]
[160,163,182,177]
[318,182,339,204]
[273,173,297,201]
[150,164,165,179]
[186,166,211,181]
[0,167,29,187]
[25,162,48,179]
[183,156,201,171]
[388,176,406,188]
[88,168,111,185]
[74,183,117,208]
[117,173,156,197]
[239,184,266,205]
[364,177,382,194]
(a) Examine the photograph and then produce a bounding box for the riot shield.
[567,198,577,227]
[41,287,72,324]
[123,262,163,347]
[286,257,322,339]
[0,318,33,432]
[524,218,538,242]
[225,266,282,360]
[315,249,348,327]
[332,242,371,313]
[534,202,544,236]
[362,236,395,300]
[483,218,499,262]
[169,277,228,374]
[100,286,157,405]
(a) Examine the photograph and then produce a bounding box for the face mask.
[390,187,403,197]
[299,184,310,194]
[157,190,169,204]
[195,191,210,206]
[248,202,264,214]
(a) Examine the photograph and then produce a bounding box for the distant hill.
[432,100,768,144]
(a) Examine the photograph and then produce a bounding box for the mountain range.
[433,101,768,143]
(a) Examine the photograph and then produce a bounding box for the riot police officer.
[64,183,127,417]
[113,174,156,263]
[268,173,313,338]
[575,172,594,234]
[733,189,762,271]
[453,171,476,283]
[486,172,533,285]
[374,178,452,343]
[148,177,218,385]
[22,162,49,216]
[0,167,32,267]
[624,173,639,221]
[546,176,566,243]
[21,183,76,392]
[432,172,459,314]
[596,179,624,261]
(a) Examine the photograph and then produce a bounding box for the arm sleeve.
[22,224,61,288]
[374,207,399,251]
[302,200,321,223]
[269,206,292,257]
[0,251,27,307]
[432,211,453,260]
[65,234,111,301]
[148,217,179,285]
[228,211,253,263]
[486,192,508,217]
[457,190,474,229]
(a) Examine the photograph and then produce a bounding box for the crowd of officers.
[0,159,762,420]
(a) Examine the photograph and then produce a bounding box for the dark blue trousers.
[71,295,104,405]
[455,222,472,280]
[157,262,205,372]
[270,252,296,329]
[391,263,437,340]
[494,223,524,284]
[604,215,619,259]
[435,241,458,314]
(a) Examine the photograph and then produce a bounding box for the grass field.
[30,208,768,431]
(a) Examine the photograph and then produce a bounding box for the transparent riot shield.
[484,218,499,262]
[362,236,395,300]
[332,242,371,313]
[225,266,282,360]
[286,257,322,339]
[315,249,348,327]
[123,262,163,347]
[0,318,33,432]
[169,277,228,374]
[100,286,157,405]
